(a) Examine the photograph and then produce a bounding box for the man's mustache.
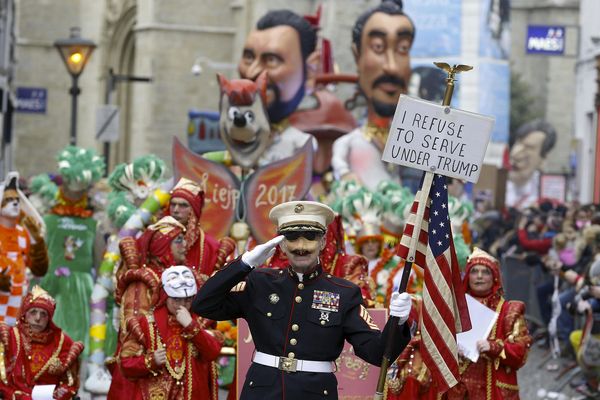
[291,249,310,256]
[373,75,406,91]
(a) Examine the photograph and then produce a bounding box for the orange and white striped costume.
[0,224,30,325]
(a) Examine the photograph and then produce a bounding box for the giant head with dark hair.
[351,0,415,119]
[238,10,317,123]
[509,118,558,186]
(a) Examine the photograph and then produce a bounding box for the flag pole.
[373,63,472,400]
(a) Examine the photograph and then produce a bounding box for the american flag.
[397,173,471,392]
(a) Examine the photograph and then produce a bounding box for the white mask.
[161,265,197,298]
[1,198,20,218]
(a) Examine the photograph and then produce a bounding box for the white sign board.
[96,105,120,142]
[382,95,494,183]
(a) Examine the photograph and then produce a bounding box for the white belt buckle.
[278,356,298,372]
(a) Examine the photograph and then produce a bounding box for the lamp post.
[594,53,600,203]
[54,27,96,146]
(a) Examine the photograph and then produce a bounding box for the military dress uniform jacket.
[192,258,410,400]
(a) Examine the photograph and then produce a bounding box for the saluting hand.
[176,306,193,328]
[241,235,284,268]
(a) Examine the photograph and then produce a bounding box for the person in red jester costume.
[118,265,223,400]
[445,248,532,400]
[0,285,84,400]
[167,178,235,276]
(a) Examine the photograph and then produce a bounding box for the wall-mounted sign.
[526,25,565,55]
[15,87,47,114]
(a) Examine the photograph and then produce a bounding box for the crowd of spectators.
[470,200,600,397]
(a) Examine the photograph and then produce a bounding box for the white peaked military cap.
[269,201,335,233]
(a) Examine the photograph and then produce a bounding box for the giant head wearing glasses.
[269,201,334,273]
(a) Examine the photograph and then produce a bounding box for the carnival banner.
[172,137,313,243]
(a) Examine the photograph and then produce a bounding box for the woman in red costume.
[445,248,532,400]
[119,265,223,400]
[0,285,84,399]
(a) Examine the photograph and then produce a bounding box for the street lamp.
[54,27,96,145]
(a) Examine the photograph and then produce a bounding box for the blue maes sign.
[16,87,47,113]
[526,25,565,55]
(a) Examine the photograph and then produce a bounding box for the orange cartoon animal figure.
[217,72,271,170]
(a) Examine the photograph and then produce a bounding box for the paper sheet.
[457,294,499,362]
[32,384,55,400]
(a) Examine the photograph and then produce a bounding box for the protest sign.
[382,95,494,183]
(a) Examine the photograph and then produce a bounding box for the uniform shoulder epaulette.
[323,273,357,289]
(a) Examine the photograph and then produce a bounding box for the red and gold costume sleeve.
[484,300,531,370]
[119,316,160,379]
[181,317,223,362]
[50,338,83,400]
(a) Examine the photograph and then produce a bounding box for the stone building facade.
[11,0,583,194]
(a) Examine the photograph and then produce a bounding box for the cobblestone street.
[519,343,586,400]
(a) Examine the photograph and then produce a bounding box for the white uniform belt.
[253,351,334,373]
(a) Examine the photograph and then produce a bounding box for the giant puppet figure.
[39,146,105,348]
[331,0,415,190]
[237,9,318,163]
[0,172,48,325]
[505,119,557,209]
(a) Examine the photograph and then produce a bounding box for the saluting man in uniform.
[193,200,412,399]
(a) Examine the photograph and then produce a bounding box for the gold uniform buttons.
[290,338,297,345]
[267,312,272,317]
[298,283,304,290]
[249,381,254,386]
[321,320,326,325]
[295,296,302,303]
[292,324,299,331]
[288,352,295,358]
[324,390,328,395]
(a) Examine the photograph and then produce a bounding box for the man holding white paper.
[447,248,532,400]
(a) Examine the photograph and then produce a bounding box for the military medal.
[312,290,340,312]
